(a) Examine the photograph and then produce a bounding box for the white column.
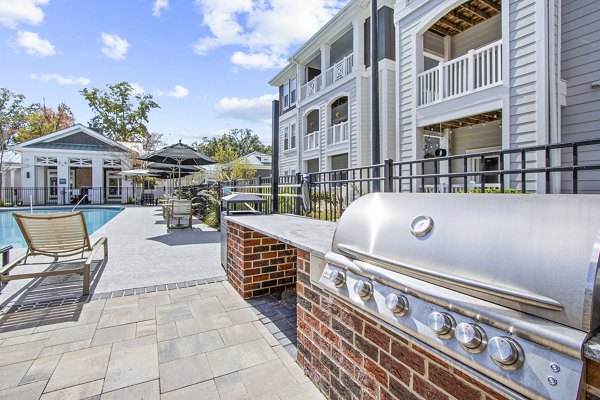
[353,15,365,72]
[21,155,35,188]
[320,44,330,88]
[91,157,104,204]
[56,156,69,205]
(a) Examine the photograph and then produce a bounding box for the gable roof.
[13,124,130,153]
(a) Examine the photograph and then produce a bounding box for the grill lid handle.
[337,243,564,312]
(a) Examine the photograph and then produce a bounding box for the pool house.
[5,125,134,206]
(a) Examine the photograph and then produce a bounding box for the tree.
[194,128,270,159]
[15,102,75,143]
[211,147,256,181]
[80,82,160,142]
[0,88,27,189]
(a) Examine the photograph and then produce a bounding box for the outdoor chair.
[166,199,193,229]
[1,212,108,295]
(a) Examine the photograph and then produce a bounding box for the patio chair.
[166,199,193,229]
[1,212,108,295]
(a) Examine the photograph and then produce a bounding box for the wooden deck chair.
[166,199,193,229]
[1,212,108,295]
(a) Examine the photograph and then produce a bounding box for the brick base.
[226,221,297,298]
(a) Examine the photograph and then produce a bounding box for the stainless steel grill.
[319,193,600,399]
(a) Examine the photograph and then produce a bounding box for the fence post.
[383,159,394,192]
[295,173,302,215]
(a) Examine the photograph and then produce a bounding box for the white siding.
[452,121,502,155]
[560,0,600,193]
[279,113,299,175]
[451,15,501,58]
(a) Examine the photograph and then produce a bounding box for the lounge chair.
[1,212,108,295]
[166,199,193,229]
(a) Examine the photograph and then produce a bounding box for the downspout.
[371,0,380,191]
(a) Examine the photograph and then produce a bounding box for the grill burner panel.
[319,262,583,399]
[320,193,600,400]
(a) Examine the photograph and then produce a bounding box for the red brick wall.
[226,221,296,298]
[295,249,511,400]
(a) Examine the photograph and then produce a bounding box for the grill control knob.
[455,323,485,351]
[488,337,523,369]
[427,312,454,337]
[328,270,346,287]
[385,293,409,316]
[353,280,373,299]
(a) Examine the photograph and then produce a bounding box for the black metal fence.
[222,139,600,222]
[0,187,169,206]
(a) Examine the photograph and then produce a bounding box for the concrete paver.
[159,354,212,393]
[0,282,324,400]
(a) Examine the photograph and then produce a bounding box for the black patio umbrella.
[138,140,215,188]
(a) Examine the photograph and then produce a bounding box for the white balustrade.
[325,53,354,87]
[417,39,502,107]
[327,121,349,145]
[300,75,323,101]
[304,131,319,151]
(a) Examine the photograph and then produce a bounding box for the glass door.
[47,169,57,199]
[106,173,122,198]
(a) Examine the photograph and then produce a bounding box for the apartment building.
[270,0,600,193]
[269,0,397,176]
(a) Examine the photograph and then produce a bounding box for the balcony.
[325,54,354,87]
[300,53,354,102]
[304,131,319,151]
[327,121,349,145]
[300,76,322,102]
[417,40,502,107]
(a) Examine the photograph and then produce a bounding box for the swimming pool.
[0,207,124,248]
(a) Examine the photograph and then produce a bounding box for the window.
[283,82,290,109]
[290,123,296,149]
[283,126,289,151]
[281,77,297,111]
[290,78,297,104]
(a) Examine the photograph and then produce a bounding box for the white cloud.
[130,82,145,95]
[157,85,190,99]
[230,51,286,70]
[29,73,91,86]
[100,32,130,60]
[193,0,349,69]
[153,0,169,16]
[11,30,56,57]
[215,93,277,124]
[0,0,48,29]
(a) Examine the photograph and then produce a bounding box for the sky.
[0,0,349,145]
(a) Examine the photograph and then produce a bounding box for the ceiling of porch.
[423,110,502,132]
[429,0,501,37]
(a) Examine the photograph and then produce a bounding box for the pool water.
[0,207,123,248]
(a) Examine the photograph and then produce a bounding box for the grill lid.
[331,193,600,332]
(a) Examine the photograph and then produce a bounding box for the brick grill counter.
[224,214,600,400]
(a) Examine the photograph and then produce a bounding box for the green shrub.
[0,199,4,207]
[127,196,133,204]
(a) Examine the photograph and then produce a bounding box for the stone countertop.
[585,333,600,363]
[225,214,337,257]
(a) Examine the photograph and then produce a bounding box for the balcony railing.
[327,121,349,145]
[300,75,322,101]
[304,131,319,151]
[417,39,502,107]
[325,53,354,87]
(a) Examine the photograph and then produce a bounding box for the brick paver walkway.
[0,281,323,400]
